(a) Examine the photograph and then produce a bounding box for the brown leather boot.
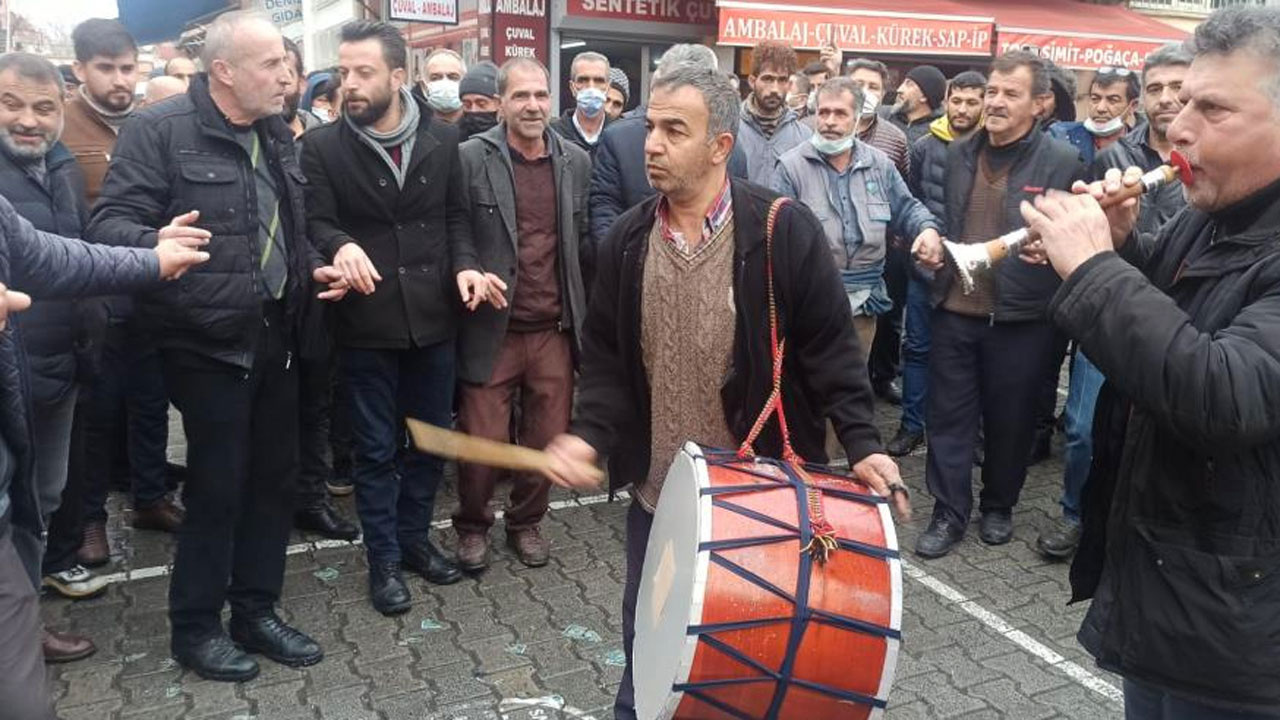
[455,532,490,573]
[506,527,549,568]
[42,628,96,663]
[76,521,109,568]
[131,498,185,533]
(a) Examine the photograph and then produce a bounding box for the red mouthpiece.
[1170,150,1194,186]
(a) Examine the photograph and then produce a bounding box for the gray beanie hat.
[459,61,499,98]
[609,67,630,103]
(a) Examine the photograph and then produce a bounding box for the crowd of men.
[0,5,1276,720]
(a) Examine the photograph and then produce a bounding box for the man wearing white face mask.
[549,51,611,160]
[774,77,940,359]
[417,48,466,124]
[1048,67,1139,165]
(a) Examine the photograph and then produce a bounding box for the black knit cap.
[905,65,947,110]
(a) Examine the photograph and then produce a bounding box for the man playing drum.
[542,61,912,720]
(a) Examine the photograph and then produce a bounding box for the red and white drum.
[635,442,903,720]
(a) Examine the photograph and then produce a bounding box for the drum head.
[635,442,712,720]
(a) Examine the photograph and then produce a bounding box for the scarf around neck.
[79,84,134,134]
[744,94,784,139]
[345,87,420,188]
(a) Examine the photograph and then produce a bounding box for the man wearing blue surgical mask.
[774,76,940,362]
[550,51,612,160]
[417,48,466,124]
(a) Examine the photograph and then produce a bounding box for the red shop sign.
[492,0,550,66]
[997,29,1177,71]
[717,4,993,56]
[566,0,716,26]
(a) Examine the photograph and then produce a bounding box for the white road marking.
[902,560,1124,705]
[95,489,1122,707]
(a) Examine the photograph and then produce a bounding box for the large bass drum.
[634,442,902,720]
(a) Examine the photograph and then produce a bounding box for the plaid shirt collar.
[655,177,733,254]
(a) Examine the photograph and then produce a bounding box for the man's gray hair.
[655,44,717,79]
[570,51,610,78]
[1192,6,1280,103]
[650,63,739,140]
[815,76,864,117]
[426,47,464,69]
[497,57,550,96]
[202,11,275,67]
[0,53,64,94]
[1143,42,1192,81]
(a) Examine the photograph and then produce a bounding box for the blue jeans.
[1061,351,1105,521]
[900,273,932,433]
[341,341,455,564]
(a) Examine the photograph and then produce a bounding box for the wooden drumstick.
[404,418,605,485]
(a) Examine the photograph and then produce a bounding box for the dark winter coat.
[933,128,1087,321]
[571,179,883,492]
[301,93,478,350]
[0,196,158,542]
[1057,182,1280,714]
[0,143,90,405]
[86,74,319,369]
[456,127,590,384]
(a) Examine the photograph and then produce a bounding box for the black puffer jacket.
[0,143,89,405]
[934,128,1087,321]
[1057,181,1280,714]
[0,196,158,541]
[571,179,883,491]
[908,125,950,231]
[87,74,319,369]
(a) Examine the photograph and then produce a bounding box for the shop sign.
[255,0,301,26]
[717,4,993,56]
[997,30,1176,71]
[493,0,549,65]
[389,0,460,25]
[566,0,715,27]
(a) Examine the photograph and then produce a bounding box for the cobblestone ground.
[43,400,1125,720]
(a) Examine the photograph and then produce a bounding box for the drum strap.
[736,197,840,563]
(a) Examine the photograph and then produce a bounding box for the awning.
[116,0,234,45]
[716,1,996,57]
[715,0,1188,69]
[974,0,1187,71]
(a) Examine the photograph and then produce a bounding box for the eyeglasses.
[1096,66,1134,76]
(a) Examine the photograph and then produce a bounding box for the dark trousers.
[341,341,454,565]
[1035,330,1071,436]
[924,310,1058,526]
[296,351,343,510]
[1123,678,1276,719]
[615,500,654,720]
[869,245,909,386]
[900,273,932,434]
[163,311,298,647]
[12,387,79,586]
[82,322,170,524]
[454,330,570,535]
[0,528,55,720]
[42,396,89,575]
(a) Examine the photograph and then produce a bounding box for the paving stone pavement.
[43,400,1125,719]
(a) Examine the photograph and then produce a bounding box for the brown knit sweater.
[943,152,1009,317]
[638,218,738,511]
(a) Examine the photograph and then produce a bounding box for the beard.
[0,124,57,161]
[345,87,393,126]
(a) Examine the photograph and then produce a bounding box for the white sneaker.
[43,565,110,599]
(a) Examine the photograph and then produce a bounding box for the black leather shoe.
[369,562,412,615]
[174,634,259,682]
[1036,517,1082,559]
[294,503,359,541]
[402,540,463,585]
[979,510,1014,545]
[229,613,323,668]
[914,516,965,559]
[885,426,924,457]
